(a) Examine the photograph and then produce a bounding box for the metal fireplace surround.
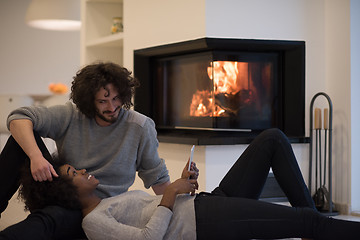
[134,37,308,145]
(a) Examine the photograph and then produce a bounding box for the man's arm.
[9,119,58,181]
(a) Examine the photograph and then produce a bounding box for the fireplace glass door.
[153,51,280,131]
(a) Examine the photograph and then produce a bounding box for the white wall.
[350,0,360,213]
[123,0,206,70]
[324,0,352,211]
[0,0,80,96]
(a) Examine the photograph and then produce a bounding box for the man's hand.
[9,119,58,182]
[30,155,58,182]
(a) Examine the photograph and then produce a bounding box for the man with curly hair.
[0,62,172,239]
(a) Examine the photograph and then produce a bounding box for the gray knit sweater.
[82,190,196,240]
[7,102,170,198]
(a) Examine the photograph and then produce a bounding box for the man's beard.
[95,107,120,124]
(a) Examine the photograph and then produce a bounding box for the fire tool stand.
[308,92,338,216]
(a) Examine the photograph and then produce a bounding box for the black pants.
[0,133,84,239]
[195,128,359,240]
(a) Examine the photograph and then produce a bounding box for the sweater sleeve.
[7,102,74,139]
[136,118,170,188]
[82,206,173,240]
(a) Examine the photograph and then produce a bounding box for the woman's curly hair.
[70,62,140,118]
[18,156,82,212]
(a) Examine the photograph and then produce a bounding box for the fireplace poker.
[323,108,329,186]
[314,108,321,191]
[314,107,326,210]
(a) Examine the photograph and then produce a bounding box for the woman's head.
[58,164,99,199]
[18,156,98,212]
[19,157,80,212]
[70,62,140,118]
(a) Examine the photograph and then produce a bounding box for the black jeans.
[0,206,84,240]
[0,133,84,239]
[195,128,359,240]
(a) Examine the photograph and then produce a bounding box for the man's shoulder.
[122,109,153,128]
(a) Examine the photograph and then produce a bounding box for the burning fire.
[189,90,225,117]
[190,61,251,117]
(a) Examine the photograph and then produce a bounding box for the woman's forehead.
[59,164,73,176]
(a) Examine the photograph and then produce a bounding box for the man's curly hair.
[18,156,82,212]
[70,62,140,118]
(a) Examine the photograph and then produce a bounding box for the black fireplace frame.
[134,37,308,145]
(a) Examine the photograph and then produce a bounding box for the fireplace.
[134,38,307,145]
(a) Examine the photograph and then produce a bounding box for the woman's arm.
[152,180,171,195]
[158,178,198,211]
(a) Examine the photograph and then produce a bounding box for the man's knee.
[262,128,283,137]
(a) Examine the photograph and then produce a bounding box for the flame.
[189,90,212,117]
[190,61,249,117]
[189,90,226,117]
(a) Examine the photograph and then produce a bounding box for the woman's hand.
[170,178,198,195]
[159,178,198,211]
[181,159,199,180]
[159,159,200,211]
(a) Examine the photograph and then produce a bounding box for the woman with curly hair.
[5,129,360,240]
[18,156,81,213]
